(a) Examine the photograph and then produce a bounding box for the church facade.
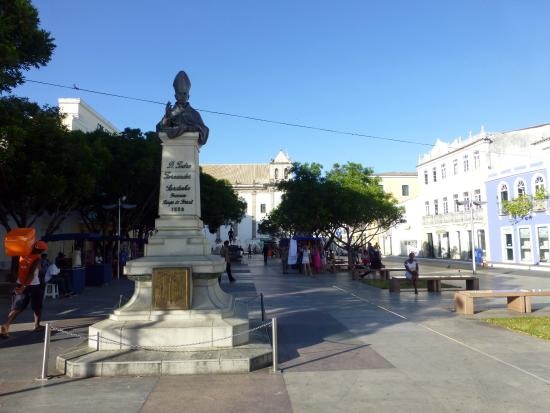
[201,151,292,250]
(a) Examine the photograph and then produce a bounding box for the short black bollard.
[260,293,265,321]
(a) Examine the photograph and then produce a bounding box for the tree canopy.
[0,0,55,93]
[0,96,107,233]
[200,171,247,235]
[259,162,404,257]
[0,96,247,242]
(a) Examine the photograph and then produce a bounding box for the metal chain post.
[37,323,51,381]
[272,317,278,373]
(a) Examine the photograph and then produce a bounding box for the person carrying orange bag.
[1,240,48,338]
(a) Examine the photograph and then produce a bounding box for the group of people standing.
[297,243,324,276]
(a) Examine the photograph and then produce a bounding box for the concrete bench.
[390,275,479,293]
[330,261,352,272]
[454,289,550,315]
[378,268,405,280]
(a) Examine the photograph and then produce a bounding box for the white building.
[417,124,550,261]
[58,98,118,133]
[201,150,292,249]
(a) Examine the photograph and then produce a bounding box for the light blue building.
[486,152,550,267]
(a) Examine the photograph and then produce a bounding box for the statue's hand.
[165,101,172,118]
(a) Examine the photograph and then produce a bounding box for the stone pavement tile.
[279,341,393,372]
[0,376,158,413]
[284,369,447,413]
[140,372,291,413]
[284,364,548,413]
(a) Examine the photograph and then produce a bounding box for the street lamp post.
[103,196,136,279]
[456,199,486,274]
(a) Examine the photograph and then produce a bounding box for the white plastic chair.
[43,282,59,300]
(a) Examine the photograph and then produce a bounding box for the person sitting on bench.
[404,252,419,295]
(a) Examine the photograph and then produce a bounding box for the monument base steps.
[56,332,272,378]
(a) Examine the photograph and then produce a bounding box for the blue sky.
[13,0,550,172]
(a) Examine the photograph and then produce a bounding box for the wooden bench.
[390,275,479,293]
[454,289,550,315]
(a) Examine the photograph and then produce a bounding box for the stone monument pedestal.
[57,132,272,377]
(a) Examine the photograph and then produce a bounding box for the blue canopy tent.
[42,232,102,242]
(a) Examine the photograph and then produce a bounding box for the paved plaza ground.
[1,255,550,412]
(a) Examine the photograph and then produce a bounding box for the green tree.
[200,171,247,235]
[0,0,55,93]
[325,162,404,260]
[78,128,161,240]
[0,96,108,234]
[259,162,333,238]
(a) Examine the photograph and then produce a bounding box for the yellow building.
[374,172,419,255]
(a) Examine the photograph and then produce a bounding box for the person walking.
[1,241,48,338]
[404,252,419,295]
[263,243,269,265]
[302,245,312,276]
[218,240,236,284]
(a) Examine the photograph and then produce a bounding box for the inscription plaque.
[152,267,192,310]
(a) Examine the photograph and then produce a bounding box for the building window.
[474,151,480,169]
[424,170,428,184]
[463,192,470,211]
[260,203,266,213]
[453,159,458,175]
[463,154,469,172]
[402,185,409,196]
[453,194,459,212]
[504,231,514,261]
[432,167,437,182]
[284,168,289,179]
[474,189,481,207]
[538,226,549,263]
[443,197,449,214]
[534,175,545,192]
[517,180,526,197]
[441,163,446,179]
[519,227,531,262]
[274,168,279,180]
[425,201,430,216]
[500,184,509,202]
[434,199,439,215]
[500,183,509,214]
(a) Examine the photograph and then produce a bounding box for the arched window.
[499,183,509,215]
[517,179,525,197]
[274,168,279,180]
[500,183,509,202]
[284,168,289,179]
[534,175,545,192]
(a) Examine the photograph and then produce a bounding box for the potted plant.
[502,194,533,223]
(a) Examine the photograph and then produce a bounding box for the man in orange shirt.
[0,241,48,338]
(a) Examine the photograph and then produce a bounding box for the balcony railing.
[422,208,484,226]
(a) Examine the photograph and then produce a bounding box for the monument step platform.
[89,315,250,350]
[56,334,272,378]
